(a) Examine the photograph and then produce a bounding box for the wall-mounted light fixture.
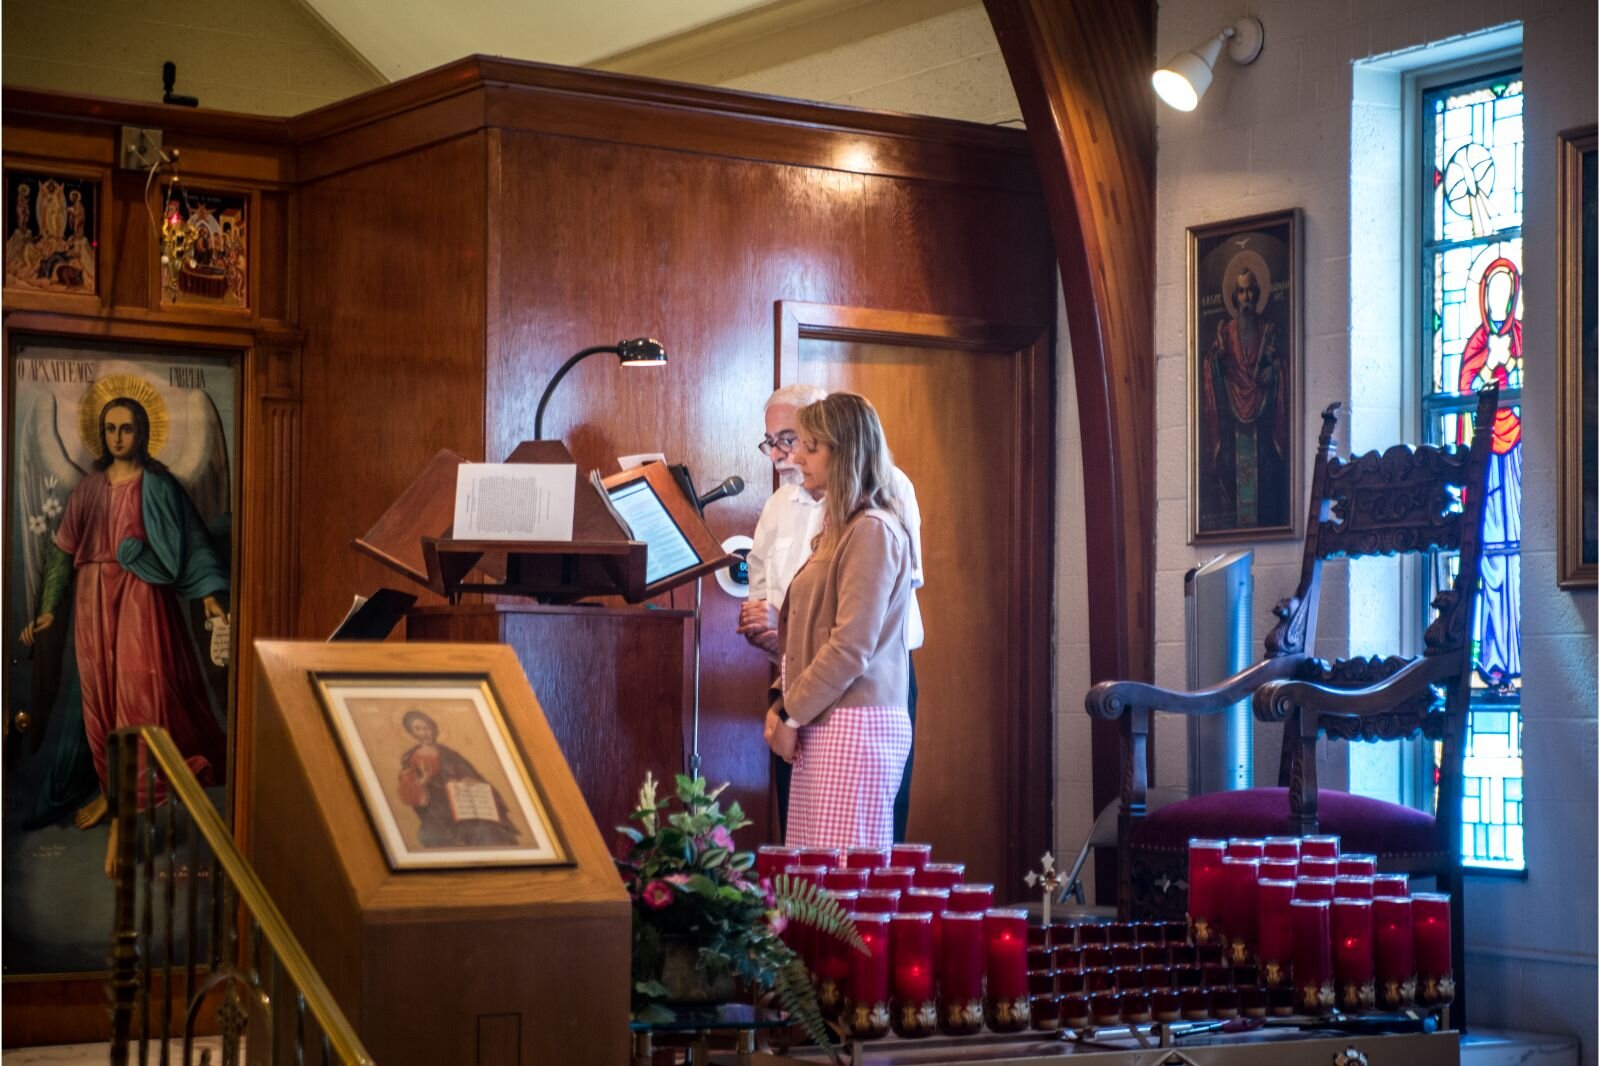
[1152,16,1264,112]
[533,338,668,440]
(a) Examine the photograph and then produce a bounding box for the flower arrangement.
[618,773,862,1054]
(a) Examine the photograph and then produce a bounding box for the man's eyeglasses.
[759,432,799,456]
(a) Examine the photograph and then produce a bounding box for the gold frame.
[1557,124,1597,589]
[1187,208,1303,542]
[311,672,569,870]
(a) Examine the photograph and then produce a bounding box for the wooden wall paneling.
[293,132,488,639]
[983,0,1157,902]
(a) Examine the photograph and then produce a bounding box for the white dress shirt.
[746,467,924,649]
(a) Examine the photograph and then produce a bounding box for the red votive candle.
[1219,857,1260,963]
[1412,892,1453,1006]
[1187,839,1228,943]
[904,888,948,962]
[1263,836,1302,860]
[1373,873,1409,897]
[798,847,842,869]
[823,867,869,892]
[846,912,892,1038]
[856,888,901,914]
[1294,877,1336,901]
[891,843,933,871]
[947,883,995,914]
[757,845,800,882]
[869,866,916,893]
[815,890,857,1018]
[787,864,828,887]
[844,847,890,870]
[916,862,965,889]
[1373,896,1416,1009]
[1226,838,1266,860]
[1299,856,1339,880]
[890,911,936,1036]
[1337,854,1377,878]
[1300,835,1340,859]
[1261,858,1299,881]
[984,908,1030,1031]
[938,911,985,1034]
[1290,899,1334,1014]
[1332,898,1375,1013]
[1256,878,1296,988]
[1076,924,1109,947]
[1334,875,1375,900]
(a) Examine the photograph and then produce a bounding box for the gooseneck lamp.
[1152,16,1264,112]
[533,337,667,440]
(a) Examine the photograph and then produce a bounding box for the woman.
[764,392,914,849]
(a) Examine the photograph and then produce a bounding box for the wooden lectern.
[352,441,731,851]
[250,640,629,1065]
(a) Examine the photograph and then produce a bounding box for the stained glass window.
[1421,70,1525,871]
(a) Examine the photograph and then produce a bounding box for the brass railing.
[109,726,373,1066]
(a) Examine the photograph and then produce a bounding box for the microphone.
[697,475,745,509]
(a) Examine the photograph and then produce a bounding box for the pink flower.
[664,873,692,887]
[641,880,674,910]
[709,826,736,850]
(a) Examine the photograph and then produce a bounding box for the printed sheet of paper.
[453,463,576,541]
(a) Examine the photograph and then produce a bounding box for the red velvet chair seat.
[1129,787,1444,860]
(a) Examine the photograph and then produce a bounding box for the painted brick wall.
[1,0,382,116]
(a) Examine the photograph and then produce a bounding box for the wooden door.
[777,303,1052,893]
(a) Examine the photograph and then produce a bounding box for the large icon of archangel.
[6,345,234,975]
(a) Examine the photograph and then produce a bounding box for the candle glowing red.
[1187,839,1228,929]
[1256,879,1296,984]
[1290,899,1332,999]
[1220,857,1260,954]
[850,912,892,1003]
[905,888,948,963]
[1260,858,1299,881]
[757,845,800,882]
[1334,875,1375,900]
[1373,873,1409,897]
[1225,838,1265,860]
[1412,892,1451,975]
[983,908,1030,999]
[890,843,933,871]
[1332,898,1374,983]
[1300,835,1340,859]
[947,883,995,914]
[1263,836,1302,860]
[868,866,916,892]
[1373,896,1415,1006]
[916,862,965,889]
[1337,854,1377,878]
[855,888,901,914]
[891,912,935,1003]
[843,847,890,870]
[1299,856,1339,880]
[939,911,985,1002]
[1294,877,1336,901]
[822,867,869,892]
[797,847,842,869]
[816,890,858,983]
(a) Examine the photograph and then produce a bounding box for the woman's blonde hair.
[796,392,906,557]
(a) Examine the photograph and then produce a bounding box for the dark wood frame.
[1,159,112,313]
[1186,208,1303,543]
[775,300,1054,885]
[1557,124,1597,589]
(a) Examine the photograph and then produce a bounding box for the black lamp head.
[617,337,667,366]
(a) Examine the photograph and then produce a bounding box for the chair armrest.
[1086,656,1304,721]
[1253,656,1451,724]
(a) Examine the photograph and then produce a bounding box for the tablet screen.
[608,479,701,585]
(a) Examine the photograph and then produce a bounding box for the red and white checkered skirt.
[784,706,912,850]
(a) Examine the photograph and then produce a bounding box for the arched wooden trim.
[983,0,1157,865]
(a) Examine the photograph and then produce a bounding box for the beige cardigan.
[778,508,913,726]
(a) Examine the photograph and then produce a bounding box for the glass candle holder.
[822,867,869,892]
[844,912,892,1039]
[983,908,1030,1032]
[905,888,948,962]
[915,862,965,889]
[1061,992,1091,1029]
[948,883,995,914]
[786,864,828,887]
[1083,946,1114,969]
[757,845,800,882]
[1226,837,1266,860]
[1030,992,1062,1031]
[1026,946,1053,972]
[1028,969,1058,996]
[1114,966,1146,992]
[814,894,857,1017]
[1260,858,1300,881]
[1220,856,1260,964]
[1121,991,1153,1025]
[1179,987,1211,1021]
[1089,991,1123,1027]
[1334,875,1375,900]
[868,866,916,893]
[1412,893,1454,1007]
[890,912,937,1038]
[855,888,901,914]
[797,847,842,869]
[1373,895,1416,1009]
[890,843,933,871]
[1256,878,1296,988]
[1209,987,1240,1020]
[1187,839,1228,945]
[1332,898,1375,1013]
[1263,836,1302,861]
[1111,944,1142,968]
[1107,921,1137,944]
[1294,877,1337,902]
[1056,967,1087,995]
[1049,922,1081,948]
[1135,921,1165,944]
[1027,923,1050,947]
[1337,854,1377,878]
[1084,966,1116,992]
[843,846,890,870]
[1076,923,1110,947]
[937,912,985,1035]
[1162,921,1189,943]
[1299,856,1340,880]
[1239,986,1270,1019]
[1268,986,1296,1017]
[1150,986,1183,1023]
[1300,835,1340,859]
[1140,943,1171,968]
[1197,942,1226,966]
[1290,898,1334,1014]
[1373,873,1409,898]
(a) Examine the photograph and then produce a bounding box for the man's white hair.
[765,383,827,412]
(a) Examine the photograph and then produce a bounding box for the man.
[1200,266,1289,530]
[737,384,924,840]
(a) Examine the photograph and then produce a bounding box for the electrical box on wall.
[118,126,163,171]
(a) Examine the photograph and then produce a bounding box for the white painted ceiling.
[304,0,778,81]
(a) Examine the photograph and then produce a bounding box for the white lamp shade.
[1152,32,1227,111]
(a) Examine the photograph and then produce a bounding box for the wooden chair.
[1086,386,1500,1024]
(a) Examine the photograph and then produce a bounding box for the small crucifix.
[1023,851,1064,926]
